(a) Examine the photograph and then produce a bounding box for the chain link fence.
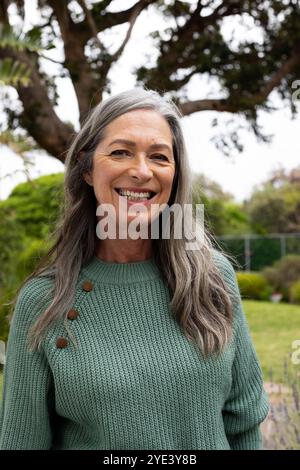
[216,233,300,271]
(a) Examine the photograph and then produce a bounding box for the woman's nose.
[128,154,153,180]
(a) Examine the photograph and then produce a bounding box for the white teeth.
[118,189,152,199]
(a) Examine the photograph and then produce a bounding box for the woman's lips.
[114,189,158,206]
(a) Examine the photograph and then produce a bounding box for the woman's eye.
[109,150,169,162]
[110,149,130,156]
[151,154,168,161]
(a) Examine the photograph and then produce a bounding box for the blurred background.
[0,0,300,449]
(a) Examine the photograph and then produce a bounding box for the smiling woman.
[82,108,176,256]
[0,87,269,450]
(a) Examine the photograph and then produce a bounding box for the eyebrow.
[107,139,173,153]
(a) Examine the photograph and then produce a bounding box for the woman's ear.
[83,171,93,186]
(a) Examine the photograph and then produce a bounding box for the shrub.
[15,237,52,284]
[290,280,300,304]
[7,173,64,239]
[0,174,64,342]
[236,271,272,300]
[262,255,300,301]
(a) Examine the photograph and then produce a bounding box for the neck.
[95,238,153,263]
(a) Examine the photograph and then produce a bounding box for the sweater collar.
[81,255,162,284]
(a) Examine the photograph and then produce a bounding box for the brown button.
[82,280,93,292]
[56,337,68,349]
[67,309,79,320]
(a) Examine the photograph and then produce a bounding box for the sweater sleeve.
[0,278,55,449]
[216,254,270,450]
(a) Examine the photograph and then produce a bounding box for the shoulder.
[211,248,240,304]
[11,275,54,327]
[212,249,251,336]
[212,248,236,283]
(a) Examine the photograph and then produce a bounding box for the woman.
[0,88,269,450]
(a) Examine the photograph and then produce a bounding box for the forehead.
[102,109,173,142]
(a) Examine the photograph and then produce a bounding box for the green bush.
[262,255,300,301]
[290,279,300,304]
[7,173,64,239]
[0,173,64,342]
[0,237,53,343]
[236,271,272,300]
[15,237,52,283]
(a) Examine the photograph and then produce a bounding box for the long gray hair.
[11,87,233,356]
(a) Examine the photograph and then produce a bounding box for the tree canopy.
[1,0,300,161]
[244,166,300,234]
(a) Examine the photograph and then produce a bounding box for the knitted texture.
[0,250,269,450]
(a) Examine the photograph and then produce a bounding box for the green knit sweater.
[0,250,269,450]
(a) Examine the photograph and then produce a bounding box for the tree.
[192,173,233,201]
[192,173,251,235]
[244,166,300,233]
[1,0,300,161]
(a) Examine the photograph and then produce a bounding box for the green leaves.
[0,23,43,52]
[0,174,65,342]
[0,130,38,154]
[0,22,56,87]
[0,57,31,86]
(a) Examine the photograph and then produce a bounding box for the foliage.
[6,173,64,239]
[0,22,45,52]
[0,130,42,189]
[236,271,272,301]
[15,237,52,283]
[262,255,300,301]
[0,57,31,86]
[0,21,52,87]
[244,166,300,234]
[290,280,300,304]
[191,173,233,202]
[222,202,251,235]
[0,173,64,341]
[192,173,251,236]
[0,130,39,154]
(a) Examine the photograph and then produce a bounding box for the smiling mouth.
[115,188,157,201]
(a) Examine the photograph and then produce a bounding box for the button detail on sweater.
[82,280,93,292]
[67,308,79,320]
[56,337,68,349]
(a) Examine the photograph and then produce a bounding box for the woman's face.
[84,109,176,231]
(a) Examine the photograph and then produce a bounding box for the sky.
[0,0,299,202]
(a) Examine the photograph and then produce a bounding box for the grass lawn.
[0,300,299,398]
[243,300,300,383]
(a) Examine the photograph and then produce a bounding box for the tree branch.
[253,42,300,104]
[0,0,10,23]
[76,0,103,49]
[110,0,146,62]
[47,0,156,120]
[179,98,236,115]
[179,41,300,115]
[91,0,157,32]
[0,46,74,161]
[137,1,245,91]
[38,53,63,65]
[47,0,102,119]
